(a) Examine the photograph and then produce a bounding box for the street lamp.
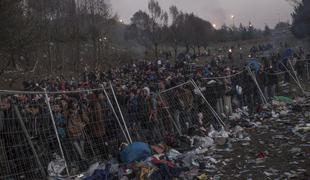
[231,15,235,27]
[212,23,217,29]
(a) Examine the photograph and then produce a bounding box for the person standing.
[88,93,107,158]
[67,99,89,161]
[267,67,278,99]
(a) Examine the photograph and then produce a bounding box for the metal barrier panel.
[45,88,127,175]
[159,81,223,134]
[200,69,264,115]
[289,59,310,92]
[0,65,308,178]
[0,88,128,178]
[0,93,53,179]
[108,84,170,145]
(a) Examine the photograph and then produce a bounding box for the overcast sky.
[108,0,294,29]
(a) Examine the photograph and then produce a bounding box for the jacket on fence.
[67,110,89,138]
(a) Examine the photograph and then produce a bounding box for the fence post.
[288,59,304,89]
[190,80,226,127]
[109,82,133,144]
[13,105,47,178]
[280,62,305,95]
[43,90,70,177]
[102,87,130,144]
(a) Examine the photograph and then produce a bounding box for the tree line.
[0,0,309,78]
[291,0,310,40]
[126,0,272,59]
[0,0,121,77]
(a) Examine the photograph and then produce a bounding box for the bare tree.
[148,0,168,58]
[169,5,181,59]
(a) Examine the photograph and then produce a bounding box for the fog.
[109,0,294,29]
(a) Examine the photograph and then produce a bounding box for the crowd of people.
[0,43,309,178]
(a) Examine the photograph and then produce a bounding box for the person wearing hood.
[136,87,151,131]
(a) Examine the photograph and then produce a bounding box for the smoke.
[160,0,227,23]
[201,1,227,24]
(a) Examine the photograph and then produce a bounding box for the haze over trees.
[0,0,308,79]
[291,0,310,40]
[127,1,268,58]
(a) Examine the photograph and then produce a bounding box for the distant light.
[119,19,123,23]
[103,37,107,40]
[231,15,235,19]
[229,49,232,53]
[77,174,84,178]
[99,38,102,42]
[212,24,217,28]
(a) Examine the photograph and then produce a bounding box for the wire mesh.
[106,84,172,145]
[159,81,223,134]
[0,88,127,178]
[45,88,127,175]
[0,60,308,178]
[0,94,52,179]
[200,68,263,115]
[276,60,308,96]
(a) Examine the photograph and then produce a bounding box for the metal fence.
[0,87,130,179]
[0,60,309,179]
